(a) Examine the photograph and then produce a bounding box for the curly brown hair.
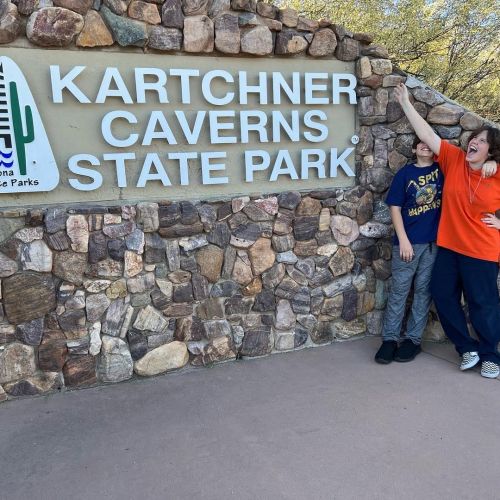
[467,126,500,163]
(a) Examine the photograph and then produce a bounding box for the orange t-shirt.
[437,140,500,262]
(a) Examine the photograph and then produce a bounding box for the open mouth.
[468,145,478,154]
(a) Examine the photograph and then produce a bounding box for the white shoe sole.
[460,356,480,371]
[481,370,499,379]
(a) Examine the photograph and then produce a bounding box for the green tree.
[280,0,499,122]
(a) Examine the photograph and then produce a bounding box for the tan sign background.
[0,47,356,207]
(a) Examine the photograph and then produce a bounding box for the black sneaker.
[394,339,421,362]
[375,340,397,364]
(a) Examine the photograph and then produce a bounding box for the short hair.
[468,126,500,163]
[412,136,422,150]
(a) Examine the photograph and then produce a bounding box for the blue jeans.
[382,243,437,344]
[430,248,500,364]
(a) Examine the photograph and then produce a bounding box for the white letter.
[209,111,236,144]
[101,111,138,147]
[270,150,299,181]
[96,68,133,104]
[168,152,198,185]
[304,73,329,104]
[245,150,270,182]
[239,71,268,105]
[272,72,301,104]
[272,111,300,142]
[332,74,357,104]
[240,111,268,143]
[137,153,172,187]
[143,111,177,145]
[170,68,200,104]
[304,110,328,142]
[135,68,168,104]
[202,70,234,105]
[103,152,136,188]
[175,111,206,145]
[301,149,326,179]
[201,152,228,185]
[50,66,90,103]
[68,154,102,190]
[330,148,355,177]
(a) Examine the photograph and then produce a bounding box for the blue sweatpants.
[430,247,500,364]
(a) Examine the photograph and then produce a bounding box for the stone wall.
[0,0,495,401]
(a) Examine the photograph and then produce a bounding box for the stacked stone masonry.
[0,0,496,400]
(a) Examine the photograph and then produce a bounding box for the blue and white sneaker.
[481,361,500,379]
[460,351,480,371]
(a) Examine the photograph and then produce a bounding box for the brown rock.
[232,254,253,285]
[4,273,56,324]
[329,247,355,277]
[53,0,93,15]
[294,239,318,257]
[260,17,281,31]
[38,339,68,371]
[370,58,392,75]
[243,276,262,296]
[183,15,214,52]
[249,238,275,275]
[0,343,36,384]
[129,1,161,24]
[297,16,318,32]
[63,356,97,387]
[231,0,256,13]
[307,28,336,57]
[27,7,84,47]
[278,7,297,27]
[275,29,308,55]
[361,44,389,58]
[66,215,89,253]
[76,10,113,47]
[297,196,322,216]
[52,251,87,285]
[0,3,21,44]
[330,215,359,246]
[256,1,277,18]
[427,104,464,125]
[460,112,483,131]
[196,244,224,283]
[240,24,272,55]
[336,37,359,61]
[214,12,240,54]
[182,0,208,15]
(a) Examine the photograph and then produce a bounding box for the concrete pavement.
[1,337,499,500]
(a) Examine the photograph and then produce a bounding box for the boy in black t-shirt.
[375,138,443,363]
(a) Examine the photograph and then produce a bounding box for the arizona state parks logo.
[0,56,59,193]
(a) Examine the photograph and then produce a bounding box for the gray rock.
[101,5,147,46]
[161,0,184,29]
[239,325,272,357]
[15,318,44,346]
[97,336,133,383]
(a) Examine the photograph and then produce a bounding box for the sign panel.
[0,47,357,207]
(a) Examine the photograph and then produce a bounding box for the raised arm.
[394,83,441,155]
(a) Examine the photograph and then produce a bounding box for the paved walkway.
[1,337,500,500]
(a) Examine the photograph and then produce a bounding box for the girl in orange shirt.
[395,83,500,378]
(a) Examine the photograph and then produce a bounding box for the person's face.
[413,141,433,159]
[466,130,490,165]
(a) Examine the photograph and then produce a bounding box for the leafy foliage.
[280,0,499,122]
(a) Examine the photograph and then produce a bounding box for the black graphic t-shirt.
[385,162,443,245]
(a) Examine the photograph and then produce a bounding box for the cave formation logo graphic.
[0,56,59,193]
